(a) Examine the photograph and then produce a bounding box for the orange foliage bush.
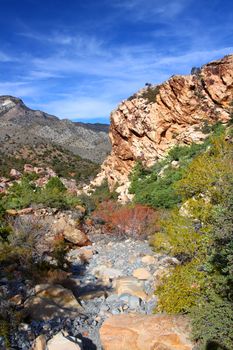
[92,201,159,237]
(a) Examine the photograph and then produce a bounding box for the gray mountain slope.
[0,95,111,163]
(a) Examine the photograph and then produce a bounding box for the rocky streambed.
[3,232,179,350]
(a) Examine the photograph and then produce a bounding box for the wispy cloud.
[0,81,40,98]
[112,0,191,20]
[1,28,233,121]
[0,51,15,62]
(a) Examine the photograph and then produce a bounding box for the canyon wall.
[93,54,233,202]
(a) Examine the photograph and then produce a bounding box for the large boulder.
[100,314,194,350]
[114,276,147,300]
[47,332,82,350]
[52,217,89,246]
[24,284,82,321]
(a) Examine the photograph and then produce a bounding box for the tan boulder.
[31,335,47,350]
[9,294,23,305]
[10,168,22,179]
[47,332,81,350]
[24,284,82,321]
[114,276,147,300]
[52,217,89,246]
[6,209,18,216]
[133,268,152,280]
[100,314,194,350]
[141,255,156,265]
[79,247,94,262]
[63,226,88,246]
[92,266,123,284]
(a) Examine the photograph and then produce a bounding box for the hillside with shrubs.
[128,123,233,349]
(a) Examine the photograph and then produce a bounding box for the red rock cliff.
[92,54,233,202]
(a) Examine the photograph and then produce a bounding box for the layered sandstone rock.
[93,55,233,202]
[100,314,194,350]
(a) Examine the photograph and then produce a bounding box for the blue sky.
[0,0,232,123]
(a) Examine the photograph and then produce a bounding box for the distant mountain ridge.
[0,95,111,163]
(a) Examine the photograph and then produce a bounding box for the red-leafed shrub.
[92,201,159,238]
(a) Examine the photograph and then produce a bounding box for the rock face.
[24,284,82,321]
[100,314,194,350]
[93,55,233,201]
[0,95,110,163]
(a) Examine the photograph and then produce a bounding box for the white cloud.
[0,82,40,98]
[112,0,191,20]
[1,28,233,121]
[40,96,115,120]
[0,51,15,62]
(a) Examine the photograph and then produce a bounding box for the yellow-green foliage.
[152,210,210,259]
[156,260,207,313]
[176,135,233,203]
[0,320,10,349]
[153,129,233,325]
[182,197,213,223]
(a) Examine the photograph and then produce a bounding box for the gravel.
[6,233,162,350]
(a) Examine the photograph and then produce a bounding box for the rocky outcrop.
[93,55,233,201]
[100,314,193,350]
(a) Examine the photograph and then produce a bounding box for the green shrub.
[141,85,160,103]
[152,210,210,260]
[130,162,183,208]
[45,176,66,192]
[191,292,233,350]
[3,177,37,209]
[2,175,80,210]
[156,260,206,313]
[129,141,211,209]
[168,142,207,162]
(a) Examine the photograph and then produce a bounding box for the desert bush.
[51,234,69,268]
[152,209,210,261]
[156,260,206,313]
[93,201,159,237]
[3,176,37,209]
[129,141,209,209]
[2,175,80,210]
[45,176,66,192]
[0,216,46,266]
[191,292,233,350]
[168,142,207,162]
[130,161,183,208]
[141,85,160,103]
[176,135,233,203]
